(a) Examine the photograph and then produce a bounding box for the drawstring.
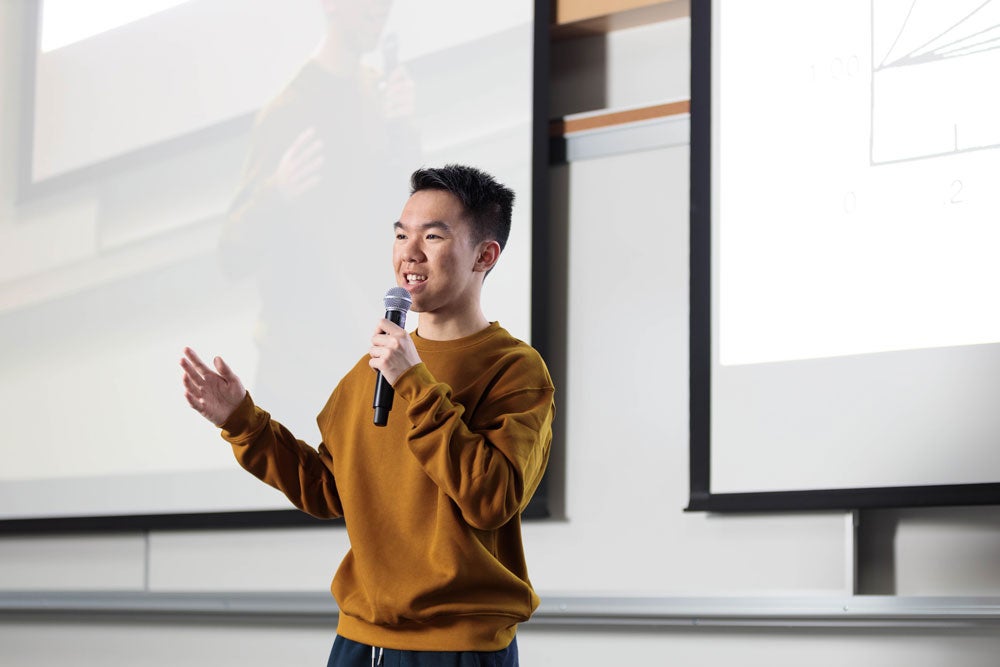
[371,646,384,667]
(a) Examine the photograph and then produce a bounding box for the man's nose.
[402,237,424,262]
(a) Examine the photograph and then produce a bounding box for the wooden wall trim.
[554,0,675,25]
[552,0,688,39]
[550,100,690,136]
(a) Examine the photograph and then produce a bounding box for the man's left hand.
[369,319,421,385]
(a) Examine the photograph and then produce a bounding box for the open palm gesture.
[180,347,246,427]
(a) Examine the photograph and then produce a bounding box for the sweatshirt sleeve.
[220,392,344,519]
[393,360,554,531]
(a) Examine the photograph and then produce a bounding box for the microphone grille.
[383,286,412,313]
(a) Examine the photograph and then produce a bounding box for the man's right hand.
[272,126,324,202]
[180,347,246,427]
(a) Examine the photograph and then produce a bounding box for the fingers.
[180,350,220,398]
[367,321,420,386]
[183,389,206,414]
[181,348,223,391]
[181,354,214,414]
[287,127,319,156]
[286,153,324,185]
[373,318,404,336]
[214,355,233,379]
[276,129,324,199]
[370,319,403,354]
[285,172,322,199]
[181,366,203,395]
[368,319,394,362]
[368,342,391,376]
[181,368,210,417]
[182,347,214,378]
[181,347,247,427]
[180,356,200,381]
[292,143,324,170]
[284,128,324,172]
[183,385,220,424]
[369,318,415,360]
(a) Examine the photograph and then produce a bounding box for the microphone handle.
[373,309,406,426]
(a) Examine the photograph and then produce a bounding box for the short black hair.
[410,165,515,251]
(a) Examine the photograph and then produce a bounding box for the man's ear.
[474,240,502,274]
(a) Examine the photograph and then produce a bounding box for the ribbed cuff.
[392,362,434,403]
[219,391,264,441]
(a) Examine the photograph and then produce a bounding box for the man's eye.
[395,234,407,240]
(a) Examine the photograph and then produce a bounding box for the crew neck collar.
[412,322,501,351]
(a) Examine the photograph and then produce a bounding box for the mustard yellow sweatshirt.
[220,322,554,651]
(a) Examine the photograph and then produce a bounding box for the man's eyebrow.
[393,220,452,232]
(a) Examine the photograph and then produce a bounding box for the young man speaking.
[181,165,554,666]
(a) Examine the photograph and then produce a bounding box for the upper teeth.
[406,274,426,283]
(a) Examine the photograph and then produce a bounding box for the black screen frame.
[686,0,1000,513]
[1,0,551,534]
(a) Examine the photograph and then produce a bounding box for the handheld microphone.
[373,286,412,427]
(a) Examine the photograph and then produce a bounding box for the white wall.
[3,3,1000,666]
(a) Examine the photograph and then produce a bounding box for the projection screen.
[688,0,1000,511]
[1,0,546,530]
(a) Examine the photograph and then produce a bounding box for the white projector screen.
[688,0,1000,511]
[2,0,544,529]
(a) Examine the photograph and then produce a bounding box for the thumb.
[214,356,233,379]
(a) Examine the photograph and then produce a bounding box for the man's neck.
[416,311,491,342]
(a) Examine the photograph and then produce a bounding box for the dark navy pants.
[326,635,518,667]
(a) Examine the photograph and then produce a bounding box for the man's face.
[392,190,486,317]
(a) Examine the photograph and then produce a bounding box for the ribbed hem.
[336,612,519,652]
